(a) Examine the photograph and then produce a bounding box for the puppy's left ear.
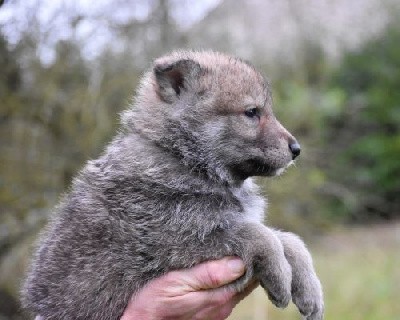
[154,59,202,103]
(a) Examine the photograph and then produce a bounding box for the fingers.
[193,278,259,320]
[196,278,259,311]
[168,257,246,292]
[123,258,251,320]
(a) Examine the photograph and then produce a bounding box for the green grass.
[229,223,400,320]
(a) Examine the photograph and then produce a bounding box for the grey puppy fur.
[22,50,323,320]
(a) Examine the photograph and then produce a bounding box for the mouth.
[259,162,293,177]
[231,159,294,179]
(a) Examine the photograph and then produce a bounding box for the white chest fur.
[230,178,266,223]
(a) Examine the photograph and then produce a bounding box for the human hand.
[121,257,258,320]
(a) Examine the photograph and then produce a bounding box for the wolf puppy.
[22,51,323,319]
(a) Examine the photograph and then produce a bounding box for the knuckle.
[203,263,222,288]
[161,271,179,285]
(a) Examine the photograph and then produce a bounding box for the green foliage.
[262,80,336,234]
[264,69,348,233]
[262,23,400,228]
[327,25,400,220]
[0,29,143,317]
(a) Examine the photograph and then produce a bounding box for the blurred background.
[0,0,399,319]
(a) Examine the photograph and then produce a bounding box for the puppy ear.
[154,59,201,103]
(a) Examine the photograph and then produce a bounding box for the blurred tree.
[0,3,143,314]
[0,30,23,245]
[0,31,21,123]
[326,23,400,221]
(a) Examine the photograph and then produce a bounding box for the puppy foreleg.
[274,230,324,320]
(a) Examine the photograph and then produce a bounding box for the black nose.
[289,142,301,160]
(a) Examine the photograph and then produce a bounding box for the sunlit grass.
[229,223,400,320]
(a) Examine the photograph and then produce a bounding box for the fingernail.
[227,257,245,274]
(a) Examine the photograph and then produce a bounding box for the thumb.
[178,257,246,291]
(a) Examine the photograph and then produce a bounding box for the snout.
[289,140,301,160]
[272,120,301,161]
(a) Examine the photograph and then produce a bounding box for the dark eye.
[244,108,259,118]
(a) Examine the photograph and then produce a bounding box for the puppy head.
[123,50,300,183]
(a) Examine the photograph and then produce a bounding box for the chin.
[273,167,286,177]
[256,168,283,177]
[272,160,295,177]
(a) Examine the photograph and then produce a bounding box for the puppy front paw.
[259,255,292,308]
[292,271,324,320]
[235,224,293,309]
[273,230,324,319]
